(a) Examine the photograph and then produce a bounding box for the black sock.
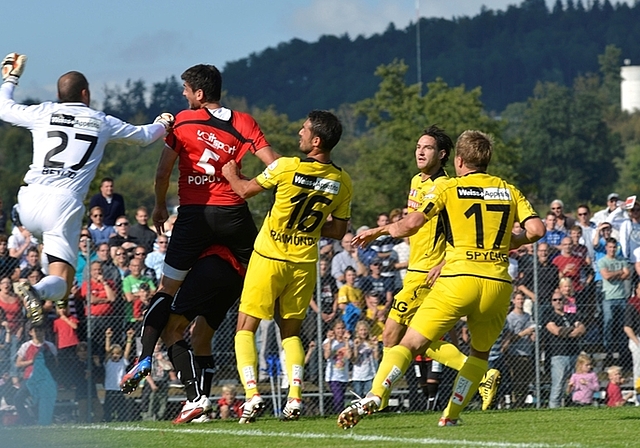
[140,292,173,359]
[426,382,439,411]
[168,340,201,402]
[195,355,215,398]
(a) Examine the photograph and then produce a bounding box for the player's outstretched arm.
[254,145,281,165]
[352,211,426,248]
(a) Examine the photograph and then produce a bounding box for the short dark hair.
[181,64,222,102]
[576,204,590,212]
[605,237,618,245]
[100,177,114,185]
[422,125,453,166]
[307,110,342,151]
[26,247,40,256]
[57,71,89,103]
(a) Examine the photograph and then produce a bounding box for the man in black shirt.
[543,294,586,408]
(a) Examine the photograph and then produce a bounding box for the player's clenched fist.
[221,160,239,180]
[2,53,27,85]
[154,112,175,131]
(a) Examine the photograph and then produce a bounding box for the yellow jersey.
[407,168,448,273]
[421,172,538,282]
[254,156,352,263]
[338,284,364,308]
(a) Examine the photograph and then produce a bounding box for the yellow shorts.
[387,270,431,326]
[409,275,512,352]
[239,252,316,320]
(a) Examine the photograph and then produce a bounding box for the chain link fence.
[1,236,638,425]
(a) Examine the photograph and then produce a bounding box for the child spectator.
[567,353,600,405]
[323,321,352,414]
[557,277,578,314]
[103,327,134,421]
[338,266,364,309]
[363,291,386,342]
[350,320,379,399]
[217,384,244,419]
[605,366,634,407]
[72,342,104,423]
[52,299,79,389]
[14,324,58,425]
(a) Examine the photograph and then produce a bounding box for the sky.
[2,0,634,105]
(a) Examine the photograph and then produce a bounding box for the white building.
[621,61,640,112]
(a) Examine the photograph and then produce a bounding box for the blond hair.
[222,384,237,395]
[575,352,592,371]
[455,130,494,171]
[354,320,371,339]
[607,365,622,376]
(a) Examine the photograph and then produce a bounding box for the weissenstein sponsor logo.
[293,173,340,194]
[50,114,101,131]
[457,186,511,200]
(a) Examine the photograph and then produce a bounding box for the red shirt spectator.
[552,237,587,292]
[52,312,80,349]
[79,261,117,316]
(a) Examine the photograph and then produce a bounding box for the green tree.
[0,125,33,206]
[103,79,148,123]
[598,44,622,119]
[148,76,185,118]
[517,76,620,206]
[349,60,517,226]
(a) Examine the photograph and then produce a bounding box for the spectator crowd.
[2,184,640,425]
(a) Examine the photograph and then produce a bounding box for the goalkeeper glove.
[154,112,175,130]
[2,53,27,85]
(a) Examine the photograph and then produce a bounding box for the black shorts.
[171,254,243,330]
[416,359,442,385]
[165,203,257,270]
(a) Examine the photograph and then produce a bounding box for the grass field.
[2,406,639,448]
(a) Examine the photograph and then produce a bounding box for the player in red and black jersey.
[122,64,279,393]
[163,245,245,424]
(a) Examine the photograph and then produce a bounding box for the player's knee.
[143,292,173,329]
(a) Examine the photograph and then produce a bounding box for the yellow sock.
[443,355,488,420]
[426,340,467,371]
[282,336,304,400]
[371,345,413,410]
[235,330,259,397]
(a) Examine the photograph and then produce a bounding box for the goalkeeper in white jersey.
[0,52,173,326]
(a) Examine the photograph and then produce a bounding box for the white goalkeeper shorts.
[18,184,85,267]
